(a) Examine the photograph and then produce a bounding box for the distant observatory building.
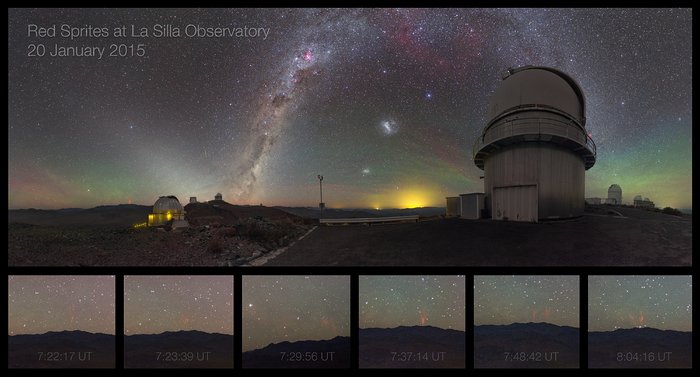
[215,193,223,201]
[607,184,622,205]
[633,195,655,209]
[148,195,185,226]
[473,66,596,222]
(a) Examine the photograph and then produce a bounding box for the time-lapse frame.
[359,275,466,368]
[588,275,692,369]
[474,275,580,368]
[241,275,351,368]
[123,275,234,368]
[8,275,116,368]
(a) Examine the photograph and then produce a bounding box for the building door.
[492,185,538,222]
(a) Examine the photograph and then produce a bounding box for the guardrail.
[472,114,596,167]
[319,215,420,225]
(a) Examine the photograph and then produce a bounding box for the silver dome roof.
[153,195,183,214]
[487,66,586,126]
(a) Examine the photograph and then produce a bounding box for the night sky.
[474,275,579,327]
[588,275,692,332]
[8,275,115,335]
[124,275,233,335]
[8,9,692,210]
[360,275,465,330]
[242,275,349,352]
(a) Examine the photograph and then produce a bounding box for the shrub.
[661,207,683,216]
[207,236,224,253]
[215,227,237,238]
[237,217,302,246]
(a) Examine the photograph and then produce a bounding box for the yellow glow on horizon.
[397,189,431,209]
[366,186,438,209]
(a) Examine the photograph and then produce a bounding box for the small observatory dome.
[607,184,622,205]
[153,196,183,214]
[148,196,185,227]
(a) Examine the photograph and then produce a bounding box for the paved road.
[265,208,692,266]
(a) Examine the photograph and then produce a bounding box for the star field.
[360,275,465,330]
[124,275,233,335]
[7,9,692,210]
[8,275,115,335]
[242,275,349,352]
[474,275,579,327]
[588,275,692,332]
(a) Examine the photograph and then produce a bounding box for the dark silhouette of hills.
[8,204,150,227]
[359,325,465,368]
[124,330,234,368]
[185,201,305,226]
[474,322,579,368]
[242,336,350,368]
[276,206,445,219]
[8,330,115,368]
[8,201,312,267]
[588,327,692,368]
[8,202,307,228]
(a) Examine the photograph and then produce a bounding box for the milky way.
[588,275,692,332]
[8,275,115,335]
[8,9,692,209]
[242,275,349,352]
[474,275,579,327]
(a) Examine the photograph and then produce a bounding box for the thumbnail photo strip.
[6,274,693,369]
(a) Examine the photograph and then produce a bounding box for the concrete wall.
[484,142,585,220]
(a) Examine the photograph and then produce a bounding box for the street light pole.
[317,174,325,209]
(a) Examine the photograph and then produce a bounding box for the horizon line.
[243,333,350,353]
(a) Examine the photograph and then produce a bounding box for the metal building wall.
[459,193,485,220]
[493,185,537,222]
[484,142,585,221]
[445,197,461,217]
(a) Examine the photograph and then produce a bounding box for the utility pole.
[317,174,325,209]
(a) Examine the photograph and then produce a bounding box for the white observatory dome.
[486,66,586,127]
[153,196,183,214]
[608,184,622,194]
